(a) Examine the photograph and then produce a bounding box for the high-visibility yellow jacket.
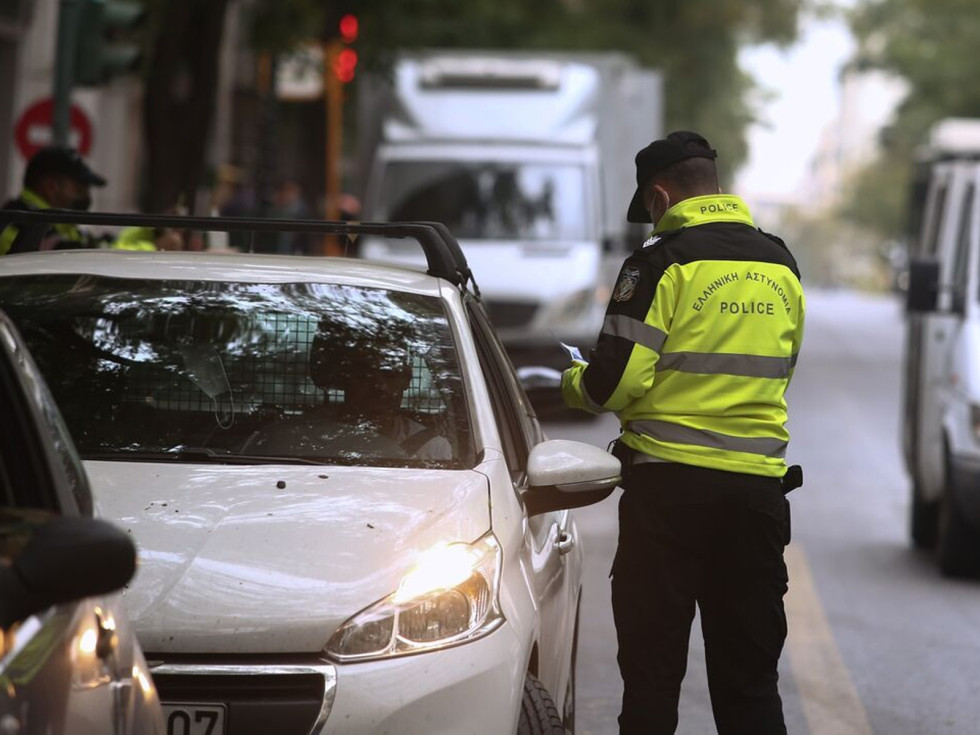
[112,226,158,251]
[0,189,85,255]
[562,194,805,478]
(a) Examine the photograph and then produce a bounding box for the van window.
[952,183,974,312]
[924,180,948,257]
[380,161,589,241]
[906,161,932,253]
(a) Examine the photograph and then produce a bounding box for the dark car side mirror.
[0,516,136,628]
[906,257,940,313]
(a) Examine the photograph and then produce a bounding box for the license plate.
[161,703,226,735]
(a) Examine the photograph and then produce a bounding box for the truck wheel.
[910,481,939,549]
[517,673,565,735]
[937,480,980,578]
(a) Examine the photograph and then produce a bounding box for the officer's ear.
[649,184,670,226]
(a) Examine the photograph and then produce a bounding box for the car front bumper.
[148,621,526,735]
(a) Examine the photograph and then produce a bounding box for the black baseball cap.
[626,131,717,223]
[24,145,107,187]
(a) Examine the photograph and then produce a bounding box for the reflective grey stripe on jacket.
[656,352,796,379]
[628,419,788,458]
[601,314,667,353]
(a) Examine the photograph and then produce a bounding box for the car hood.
[86,461,491,654]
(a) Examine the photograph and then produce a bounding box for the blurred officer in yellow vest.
[1,146,106,255]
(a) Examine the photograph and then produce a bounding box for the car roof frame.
[0,210,481,297]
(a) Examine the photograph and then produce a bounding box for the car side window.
[952,182,974,313]
[0,340,60,514]
[0,319,61,567]
[466,301,543,478]
[465,302,562,545]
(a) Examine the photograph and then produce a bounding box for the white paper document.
[560,341,586,363]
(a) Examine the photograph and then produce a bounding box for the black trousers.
[611,461,791,735]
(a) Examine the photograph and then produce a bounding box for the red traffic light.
[334,47,358,83]
[339,14,358,43]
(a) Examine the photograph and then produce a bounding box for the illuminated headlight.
[325,533,503,661]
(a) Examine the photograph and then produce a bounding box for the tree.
[349,0,808,180]
[138,0,808,211]
[843,0,980,239]
[143,0,230,213]
[541,0,807,180]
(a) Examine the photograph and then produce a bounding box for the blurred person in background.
[270,179,312,254]
[212,164,251,218]
[212,164,254,251]
[1,146,106,255]
[111,226,185,252]
[112,201,190,252]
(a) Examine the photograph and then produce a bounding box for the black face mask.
[70,194,92,211]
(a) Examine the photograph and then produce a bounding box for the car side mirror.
[0,517,137,629]
[906,257,940,313]
[523,439,621,517]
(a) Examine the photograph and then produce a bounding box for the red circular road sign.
[14,98,93,160]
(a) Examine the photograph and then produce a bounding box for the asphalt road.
[543,288,980,735]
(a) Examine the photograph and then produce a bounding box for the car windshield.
[379,161,589,241]
[0,276,474,469]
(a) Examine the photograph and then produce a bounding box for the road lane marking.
[784,544,874,735]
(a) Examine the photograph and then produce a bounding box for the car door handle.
[555,529,575,556]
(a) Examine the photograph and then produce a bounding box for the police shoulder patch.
[612,265,641,302]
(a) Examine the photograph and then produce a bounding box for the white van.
[904,118,980,576]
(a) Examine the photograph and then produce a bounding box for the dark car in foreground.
[0,309,165,735]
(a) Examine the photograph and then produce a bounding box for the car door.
[0,311,162,735]
[913,167,970,499]
[465,301,577,702]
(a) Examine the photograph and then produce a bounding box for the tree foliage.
[844,0,980,239]
[345,0,808,179]
[142,0,230,213]
[540,0,807,180]
[139,0,809,209]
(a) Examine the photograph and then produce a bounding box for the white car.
[0,213,620,735]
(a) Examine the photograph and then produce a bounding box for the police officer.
[1,145,106,255]
[562,131,805,735]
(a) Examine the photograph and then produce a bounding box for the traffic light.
[74,0,147,86]
[333,13,358,83]
[338,13,358,43]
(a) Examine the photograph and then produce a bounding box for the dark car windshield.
[0,276,474,469]
[378,161,589,241]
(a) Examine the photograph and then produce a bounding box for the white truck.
[355,50,663,366]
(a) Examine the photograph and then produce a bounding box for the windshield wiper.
[81,449,330,466]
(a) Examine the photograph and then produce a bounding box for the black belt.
[609,439,803,495]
